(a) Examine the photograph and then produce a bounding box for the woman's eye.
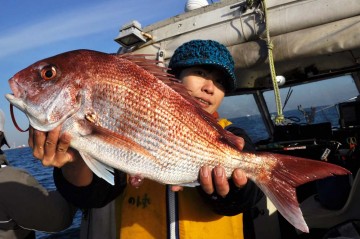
[214,79,226,88]
[216,79,224,85]
[194,70,206,77]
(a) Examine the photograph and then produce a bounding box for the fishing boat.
[113,0,360,238]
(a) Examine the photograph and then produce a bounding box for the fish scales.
[6,49,351,232]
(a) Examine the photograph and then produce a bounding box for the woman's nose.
[202,79,215,94]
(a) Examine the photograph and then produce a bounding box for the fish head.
[5,50,93,131]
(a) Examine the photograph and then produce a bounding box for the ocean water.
[229,105,340,144]
[4,147,81,239]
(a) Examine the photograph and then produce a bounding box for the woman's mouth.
[196,97,211,107]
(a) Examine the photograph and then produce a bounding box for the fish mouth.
[6,78,29,117]
[8,78,25,99]
[5,93,26,112]
[5,93,48,131]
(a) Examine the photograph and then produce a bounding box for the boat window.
[263,75,359,128]
[218,94,269,143]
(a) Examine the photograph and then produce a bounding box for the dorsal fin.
[114,53,179,83]
[114,53,244,151]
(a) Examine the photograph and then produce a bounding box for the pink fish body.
[6,50,350,232]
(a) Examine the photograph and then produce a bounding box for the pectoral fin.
[91,124,157,161]
[79,151,115,185]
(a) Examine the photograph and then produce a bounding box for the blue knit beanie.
[168,40,236,92]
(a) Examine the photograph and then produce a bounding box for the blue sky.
[1,0,190,147]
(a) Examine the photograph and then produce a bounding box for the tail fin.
[255,152,351,233]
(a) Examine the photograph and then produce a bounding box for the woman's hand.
[200,165,247,197]
[171,165,248,197]
[29,126,73,167]
[28,126,93,186]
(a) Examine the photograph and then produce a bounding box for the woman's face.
[179,66,226,114]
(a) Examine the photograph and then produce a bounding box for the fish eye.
[40,66,57,80]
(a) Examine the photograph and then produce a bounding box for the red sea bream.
[5,50,350,232]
